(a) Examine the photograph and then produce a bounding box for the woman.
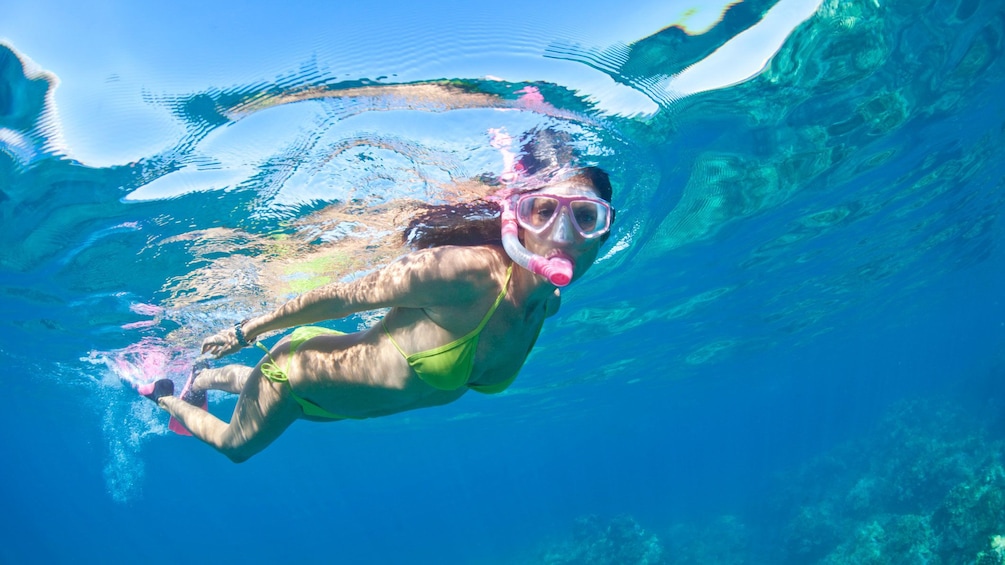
[140,134,616,462]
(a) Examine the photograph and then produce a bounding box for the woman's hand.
[201,326,247,358]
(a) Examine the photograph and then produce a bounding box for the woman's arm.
[201,246,498,357]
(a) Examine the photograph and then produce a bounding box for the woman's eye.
[536,207,555,219]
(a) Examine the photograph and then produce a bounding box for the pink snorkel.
[500,198,574,287]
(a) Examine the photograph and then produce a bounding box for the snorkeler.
[138,130,615,462]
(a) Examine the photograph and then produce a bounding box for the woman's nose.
[549,211,577,244]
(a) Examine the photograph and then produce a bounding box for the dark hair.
[404,130,615,249]
[404,199,504,249]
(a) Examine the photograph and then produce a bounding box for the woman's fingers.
[201,329,234,358]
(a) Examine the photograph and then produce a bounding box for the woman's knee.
[221,445,255,464]
[215,377,301,463]
[217,420,291,464]
[215,426,270,463]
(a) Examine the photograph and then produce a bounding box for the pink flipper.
[136,381,157,396]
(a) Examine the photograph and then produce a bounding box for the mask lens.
[570,200,606,235]
[517,196,559,231]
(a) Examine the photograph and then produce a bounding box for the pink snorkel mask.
[499,192,612,287]
[500,196,575,287]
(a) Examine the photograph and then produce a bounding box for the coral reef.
[776,398,1005,564]
[537,513,754,565]
[662,515,751,565]
[536,395,1005,565]
[540,515,664,565]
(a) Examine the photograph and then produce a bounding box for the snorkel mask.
[499,192,612,287]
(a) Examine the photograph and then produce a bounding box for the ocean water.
[2,0,1004,563]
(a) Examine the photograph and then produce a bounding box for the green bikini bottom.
[257,326,359,421]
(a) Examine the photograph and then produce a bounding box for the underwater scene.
[2,0,1004,562]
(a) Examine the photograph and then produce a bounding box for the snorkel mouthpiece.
[529,254,573,287]
[500,199,574,287]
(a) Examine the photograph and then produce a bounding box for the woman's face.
[520,180,609,282]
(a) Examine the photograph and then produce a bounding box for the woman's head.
[404,128,614,250]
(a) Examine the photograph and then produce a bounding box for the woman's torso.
[283,247,552,418]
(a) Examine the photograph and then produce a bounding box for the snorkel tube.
[500,197,574,287]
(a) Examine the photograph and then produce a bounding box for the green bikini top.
[383,265,517,395]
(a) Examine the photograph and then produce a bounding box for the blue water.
[3,0,1005,563]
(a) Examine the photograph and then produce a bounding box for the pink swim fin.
[169,360,209,436]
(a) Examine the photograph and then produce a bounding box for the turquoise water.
[2,0,1005,563]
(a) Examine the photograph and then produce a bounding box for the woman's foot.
[137,379,174,402]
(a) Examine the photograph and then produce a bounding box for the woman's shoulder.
[385,245,509,306]
[405,244,508,276]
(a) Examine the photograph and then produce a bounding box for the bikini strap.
[382,319,411,358]
[256,341,289,382]
[472,264,513,334]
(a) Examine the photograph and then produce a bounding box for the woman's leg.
[192,364,253,394]
[160,361,302,463]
